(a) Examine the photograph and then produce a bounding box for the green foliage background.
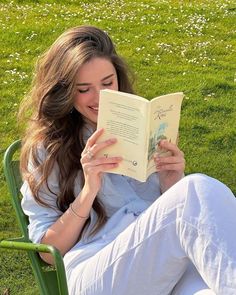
[0,0,236,293]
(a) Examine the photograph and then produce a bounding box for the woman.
[20,25,236,294]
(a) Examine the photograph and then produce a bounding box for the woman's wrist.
[69,203,90,219]
[70,187,96,218]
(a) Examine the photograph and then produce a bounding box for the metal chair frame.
[0,140,69,295]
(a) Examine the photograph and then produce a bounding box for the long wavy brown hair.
[19,25,134,235]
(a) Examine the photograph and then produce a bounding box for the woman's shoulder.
[34,142,48,162]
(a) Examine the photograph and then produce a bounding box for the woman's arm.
[40,186,95,264]
[40,129,122,264]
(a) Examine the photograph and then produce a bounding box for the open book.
[97,89,184,182]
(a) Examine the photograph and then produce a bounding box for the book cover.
[97,89,184,182]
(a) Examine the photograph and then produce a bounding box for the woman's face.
[74,57,118,126]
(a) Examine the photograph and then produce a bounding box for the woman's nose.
[94,86,103,101]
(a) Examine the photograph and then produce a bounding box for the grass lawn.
[0,0,236,293]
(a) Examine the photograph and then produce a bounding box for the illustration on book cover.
[148,122,168,161]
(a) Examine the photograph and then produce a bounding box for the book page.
[146,92,184,177]
[97,90,148,181]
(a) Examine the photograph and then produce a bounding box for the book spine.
[144,103,151,181]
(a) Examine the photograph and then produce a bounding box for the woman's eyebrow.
[76,74,114,86]
[101,73,114,81]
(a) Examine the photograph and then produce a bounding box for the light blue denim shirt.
[21,124,162,265]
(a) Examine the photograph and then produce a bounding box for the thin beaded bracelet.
[69,203,89,219]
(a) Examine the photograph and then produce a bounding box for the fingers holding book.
[153,140,185,172]
[81,128,122,168]
[80,129,123,194]
[154,140,185,192]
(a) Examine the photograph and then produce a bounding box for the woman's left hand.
[154,140,185,193]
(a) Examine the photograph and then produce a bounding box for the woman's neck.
[82,116,97,131]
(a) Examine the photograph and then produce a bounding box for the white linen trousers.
[65,174,236,295]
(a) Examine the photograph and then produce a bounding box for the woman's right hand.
[80,128,122,197]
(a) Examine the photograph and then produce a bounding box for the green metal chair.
[0,140,69,295]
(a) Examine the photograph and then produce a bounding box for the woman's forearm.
[40,187,96,264]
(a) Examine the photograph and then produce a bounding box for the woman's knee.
[184,173,233,203]
[180,173,235,224]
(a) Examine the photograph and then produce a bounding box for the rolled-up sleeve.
[20,146,63,244]
[21,180,62,244]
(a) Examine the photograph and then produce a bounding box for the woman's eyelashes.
[77,81,113,93]
[78,88,89,93]
[103,81,113,87]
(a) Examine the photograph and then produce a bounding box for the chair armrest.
[0,239,68,295]
[1,238,63,261]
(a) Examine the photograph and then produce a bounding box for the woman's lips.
[89,106,99,113]
[89,106,98,110]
